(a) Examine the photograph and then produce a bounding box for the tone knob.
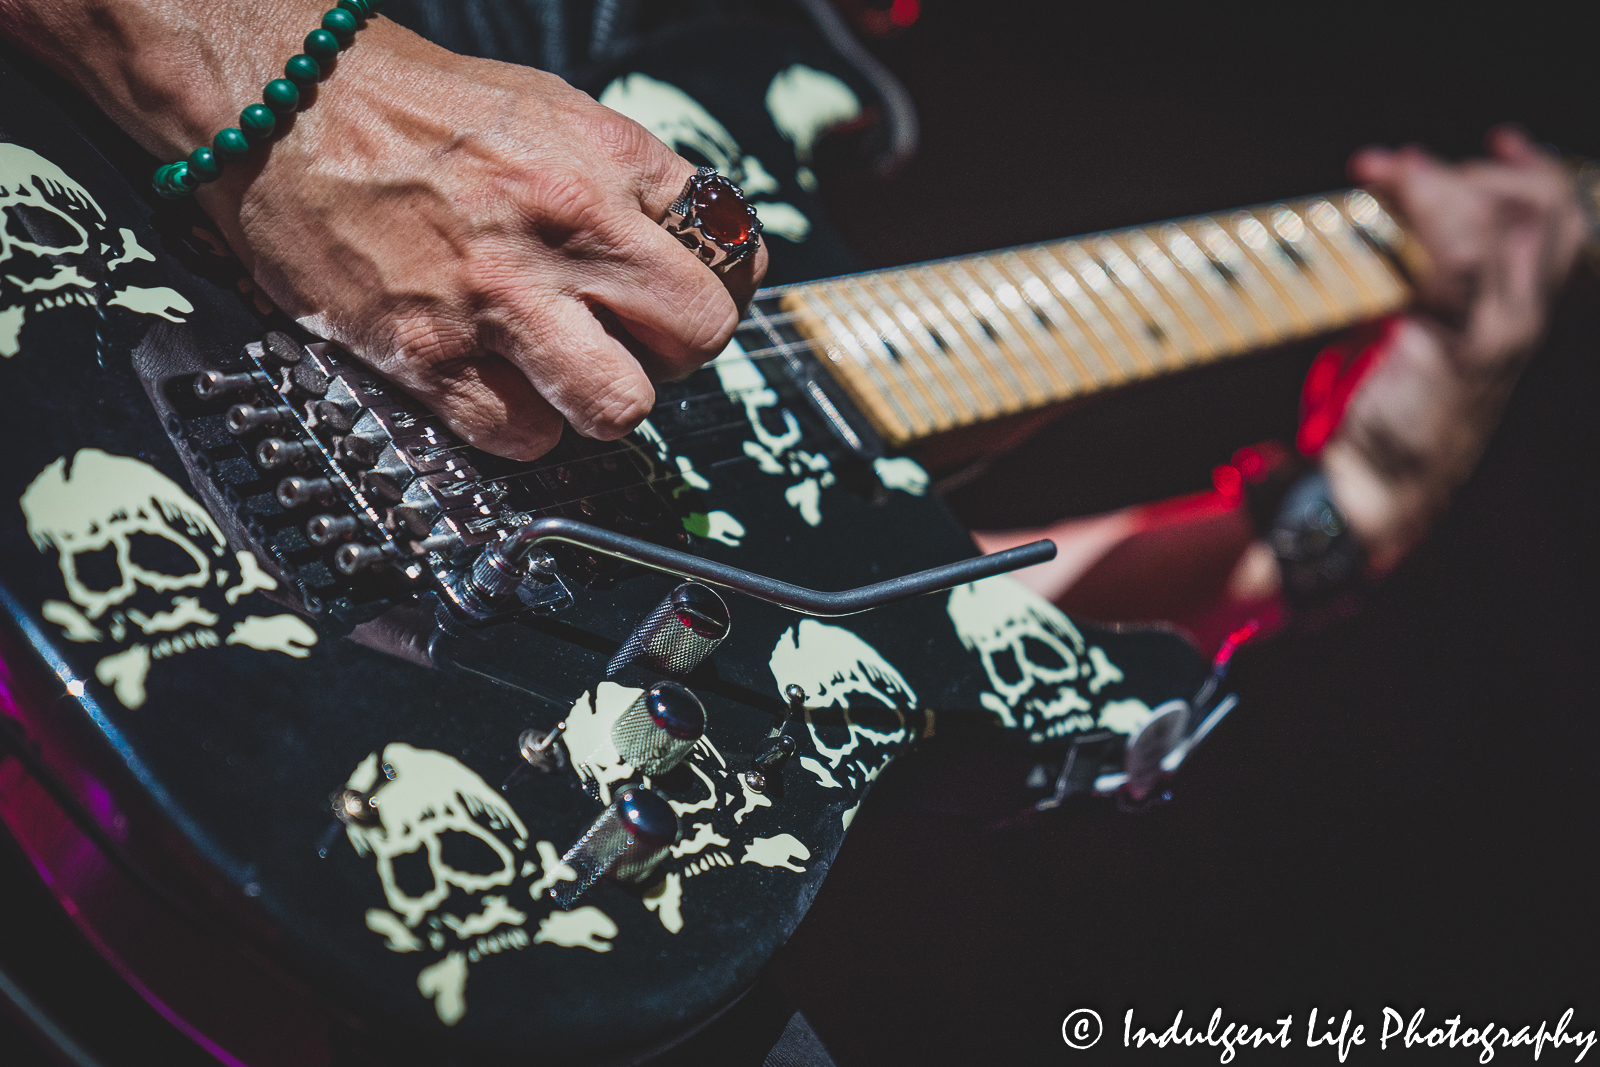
[612,681,705,775]
[551,785,679,908]
[606,582,729,679]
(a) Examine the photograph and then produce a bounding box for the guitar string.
[379,228,1334,510]
[402,304,1080,505]
[378,261,1269,507]
[394,202,1396,522]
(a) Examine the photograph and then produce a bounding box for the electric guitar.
[0,48,1415,1066]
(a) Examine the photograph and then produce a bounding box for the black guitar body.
[0,48,1212,1065]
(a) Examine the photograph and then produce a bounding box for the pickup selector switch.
[606,582,729,679]
[552,785,678,908]
[612,681,705,775]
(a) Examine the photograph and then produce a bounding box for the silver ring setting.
[664,166,763,273]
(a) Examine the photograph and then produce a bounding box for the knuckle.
[385,313,473,379]
[519,165,614,246]
[680,286,739,357]
[586,108,655,161]
[576,376,654,439]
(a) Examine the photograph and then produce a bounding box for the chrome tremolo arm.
[459,516,1056,619]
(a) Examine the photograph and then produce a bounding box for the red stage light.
[889,0,921,27]
[1212,463,1243,500]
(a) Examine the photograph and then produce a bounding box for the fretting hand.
[976,127,1592,646]
[1327,126,1588,571]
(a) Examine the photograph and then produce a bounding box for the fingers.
[578,212,742,379]
[485,295,657,442]
[1485,124,1545,167]
[392,350,567,461]
[1356,146,1486,316]
[1346,144,1398,185]
[628,117,770,309]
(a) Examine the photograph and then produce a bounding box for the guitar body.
[0,49,1208,1066]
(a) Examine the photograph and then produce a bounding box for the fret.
[1260,204,1364,321]
[942,261,1060,402]
[844,303,950,432]
[860,277,990,423]
[1093,235,1197,364]
[812,290,941,435]
[994,252,1113,388]
[1230,211,1332,329]
[919,265,1038,407]
[776,295,913,442]
[770,188,1415,448]
[818,307,924,439]
[1186,217,1301,337]
[1120,229,1234,357]
[1052,243,1167,376]
[1303,198,1408,315]
[968,260,1082,395]
[879,274,1009,418]
[1341,188,1405,254]
[839,283,977,428]
[898,276,1021,412]
[1156,223,1275,349]
[1023,245,1139,383]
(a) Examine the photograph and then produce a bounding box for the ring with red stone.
[663,167,763,272]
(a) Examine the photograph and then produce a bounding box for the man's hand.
[1327,127,1588,571]
[976,127,1591,649]
[0,0,765,459]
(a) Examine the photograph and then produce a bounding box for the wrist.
[3,0,330,158]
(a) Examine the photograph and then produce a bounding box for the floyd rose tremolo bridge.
[169,332,1053,629]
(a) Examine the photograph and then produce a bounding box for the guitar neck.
[771,189,1415,448]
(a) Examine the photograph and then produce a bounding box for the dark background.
[3,1,1596,1064]
[780,3,1600,1065]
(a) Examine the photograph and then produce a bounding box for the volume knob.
[606,582,730,679]
[551,785,679,908]
[612,681,705,775]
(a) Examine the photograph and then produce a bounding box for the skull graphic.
[21,448,223,621]
[710,336,931,528]
[594,75,925,528]
[769,619,916,822]
[946,579,1126,741]
[21,449,318,708]
[343,743,529,929]
[1,142,192,358]
[600,72,812,243]
[342,744,620,1025]
[556,681,808,937]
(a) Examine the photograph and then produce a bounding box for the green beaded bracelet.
[240,103,277,142]
[321,8,357,42]
[152,5,377,199]
[188,146,222,183]
[284,54,322,87]
[262,77,300,114]
[214,127,250,161]
[303,29,340,62]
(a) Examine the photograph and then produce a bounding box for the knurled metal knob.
[551,785,678,908]
[606,582,729,679]
[612,681,705,775]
